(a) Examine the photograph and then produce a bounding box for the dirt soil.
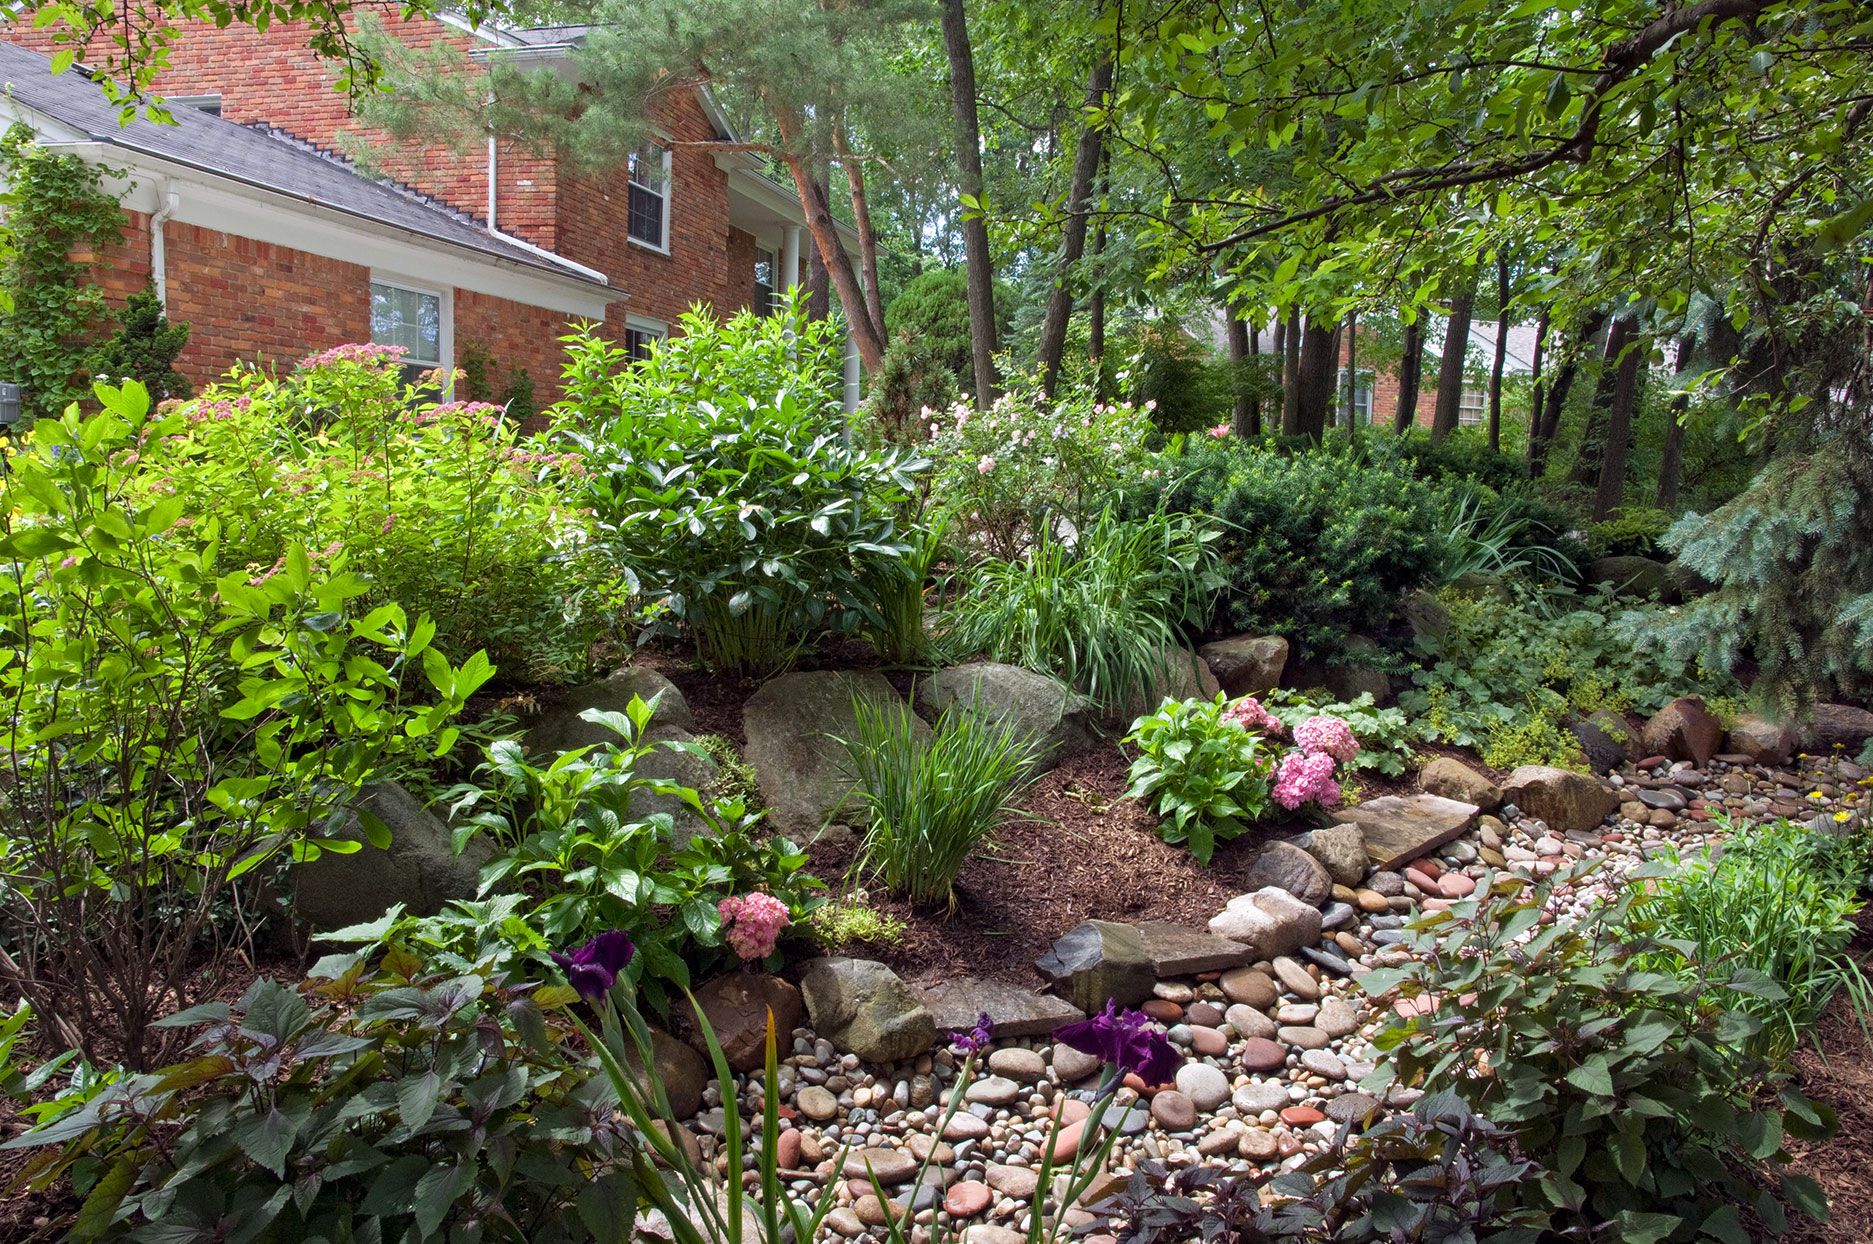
[1786,920,1873,1244]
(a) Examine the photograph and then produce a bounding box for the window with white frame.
[624,316,667,363]
[369,279,447,389]
[1457,384,1486,425]
[753,247,776,316]
[170,94,223,116]
[627,142,672,250]
[1338,367,1374,424]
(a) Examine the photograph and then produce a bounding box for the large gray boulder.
[523,666,694,757]
[1805,704,1873,754]
[1499,766,1619,835]
[1034,920,1155,1012]
[1419,756,1501,810]
[1114,645,1222,724]
[1569,709,1635,774]
[799,957,937,1063]
[1197,634,1289,697]
[1586,556,1676,601]
[1300,823,1369,888]
[1284,637,1394,705]
[1726,714,1798,766]
[744,671,925,836]
[1207,888,1322,960]
[917,662,1098,770]
[1239,841,1332,907]
[1639,697,1722,766]
[293,782,493,930]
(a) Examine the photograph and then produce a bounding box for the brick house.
[0,18,845,407]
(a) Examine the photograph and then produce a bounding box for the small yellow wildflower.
[1809,790,1825,800]
[1834,811,1852,823]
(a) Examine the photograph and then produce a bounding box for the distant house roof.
[0,42,607,289]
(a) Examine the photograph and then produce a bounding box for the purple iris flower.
[951,1012,994,1056]
[550,931,635,1003]
[1053,1001,1181,1085]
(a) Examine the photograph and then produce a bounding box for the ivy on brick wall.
[0,124,129,421]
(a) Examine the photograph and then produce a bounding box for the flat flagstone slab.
[916,976,1085,1039]
[1334,794,1480,871]
[1136,920,1259,976]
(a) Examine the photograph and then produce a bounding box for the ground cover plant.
[0,380,490,1069]
[1641,818,1873,1056]
[1401,586,1741,771]
[1258,689,1413,776]
[136,343,606,686]
[839,697,1044,908]
[559,298,928,675]
[939,508,1221,714]
[1365,864,1836,1242]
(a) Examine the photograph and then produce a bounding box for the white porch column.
[843,330,861,413]
[781,225,803,289]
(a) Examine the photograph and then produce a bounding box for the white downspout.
[842,331,861,414]
[486,128,498,231]
[483,113,611,287]
[150,181,180,310]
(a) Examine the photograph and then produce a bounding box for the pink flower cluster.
[718,892,790,961]
[1293,715,1358,763]
[1274,750,1341,811]
[1221,695,1282,735]
[298,342,407,370]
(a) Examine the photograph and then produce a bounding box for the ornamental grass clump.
[838,696,1044,908]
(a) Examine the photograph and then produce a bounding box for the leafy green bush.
[0,382,485,1069]
[1115,322,1234,436]
[1588,506,1675,559]
[863,333,963,446]
[883,266,1010,391]
[559,298,926,674]
[1123,694,1278,863]
[1143,439,1449,652]
[1642,818,1872,1056]
[839,696,1043,909]
[1261,689,1413,776]
[1434,478,1583,585]
[810,894,909,949]
[445,698,821,1010]
[3,964,627,1243]
[88,287,191,403]
[928,382,1158,560]
[139,344,608,685]
[1401,587,1740,771]
[1365,864,1835,1242]
[939,509,1222,713]
[1362,426,1530,492]
[862,515,948,664]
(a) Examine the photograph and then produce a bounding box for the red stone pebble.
[1280,1106,1325,1126]
[1440,873,1477,899]
[1240,1037,1286,1072]
[945,1181,993,1218]
[775,1129,803,1169]
[1189,1026,1229,1056]
[1048,1098,1093,1125]
[1141,999,1184,1023]
[1051,1119,1086,1161]
[1409,857,1443,880]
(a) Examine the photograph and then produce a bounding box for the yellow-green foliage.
[810,896,907,949]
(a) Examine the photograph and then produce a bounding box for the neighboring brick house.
[0,17,839,406]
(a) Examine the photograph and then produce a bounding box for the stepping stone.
[918,976,1085,1040]
[1136,921,1258,975]
[1334,794,1480,871]
[1035,921,1155,1013]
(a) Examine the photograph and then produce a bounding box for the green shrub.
[0,382,486,1069]
[138,345,608,686]
[810,894,909,949]
[1588,506,1676,559]
[559,297,927,675]
[839,697,1043,909]
[88,286,191,403]
[1363,425,1530,492]
[928,381,1158,561]
[883,267,1010,391]
[3,964,625,1243]
[862,515,948,664]
[863,333,963,446]
[1642,818,1873,1056]
[1434,478,1583,584]
[1143,439,1449,652]
[939,509,1222,713]
[444,697,821,1010]
[1401,587,1740,771]
[1123,694,1278,863]
[1365,864,1836,1241]
[1115,322,1234,435]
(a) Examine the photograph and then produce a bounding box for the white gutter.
[149,179,180,308]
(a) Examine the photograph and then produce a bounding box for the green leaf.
[233,1106,297,1177]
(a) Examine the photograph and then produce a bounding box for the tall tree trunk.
[832,126,885,341]
[939,0,998,403]
[805,185,831,321]
[1087,152,1110,384]
[1593,315,1643,520]
[774,123,886,369]
[1574,315,1629,486]
[1296,317,1338,441]
[1656,335,1693,510]
[1226,311,1256,437]
[1525,309,1550,468]
[1529,310,1605,475]
[1393,319,1423,431]
[1430,270,1478,442]
[1341,312,1358,431]
[1035,50,1114,397]
[1281,311,1302,435]
[1487,254,1510,452]
[1246,319,1262,435]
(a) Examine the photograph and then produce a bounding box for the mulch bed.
[1785,917,1873,1244]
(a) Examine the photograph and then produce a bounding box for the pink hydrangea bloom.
[718,892,790,961]
[1273,749,1342,811]
[1221,695,1283,735]
[977,454,997,475]
[1293,715,1358,763]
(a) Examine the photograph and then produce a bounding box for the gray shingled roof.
[0,42,606,288]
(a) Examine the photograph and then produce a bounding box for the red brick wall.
[454,287,576,408]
